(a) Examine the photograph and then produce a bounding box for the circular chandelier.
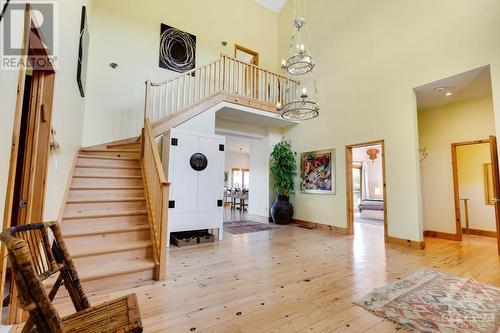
[281,18,315,76]
[280,88,319,121]
[278,0,320,121]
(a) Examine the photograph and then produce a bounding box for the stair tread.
[63,209,148,220]
[75,165,141,170]
[45,258,155,286]
[80,149,141,153]
[78,155,140,161]
[69,240,152,258]
[73,175,142,179]
[69,186,144,190]
[63,224,149,238]
[66,197,145,204]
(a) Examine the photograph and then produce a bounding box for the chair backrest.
[1,222,64,332]
[0,221,90,333]
[2,222,60,280]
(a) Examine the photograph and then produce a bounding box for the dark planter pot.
[271,195,294,225]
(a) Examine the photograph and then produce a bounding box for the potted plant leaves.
[270,140,297,224]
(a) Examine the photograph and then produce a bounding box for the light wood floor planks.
[9,222,500,333]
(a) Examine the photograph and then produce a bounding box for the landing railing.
[144,55,300,123]
[140,118,169,280]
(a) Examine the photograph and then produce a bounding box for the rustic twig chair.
[0,221,143,333]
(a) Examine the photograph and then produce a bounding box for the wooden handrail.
[147,57,222,87]
[140,118,169,280]
[144,55,300,125]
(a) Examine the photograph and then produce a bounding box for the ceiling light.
[445,92,452,96]
[433,87,445,92]
[278,0,320,121]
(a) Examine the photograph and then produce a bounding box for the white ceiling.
[253,0,288,13]
[225,135,251,154]
[415,66,492,111]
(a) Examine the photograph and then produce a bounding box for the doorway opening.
[346,141,388,241]
[1,4,56,324]
[415,65,500,255]
[451,139,500,250]
[234,44,259,65]
[223,135,251,223]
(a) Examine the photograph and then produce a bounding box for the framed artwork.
[484,163,494,205]
[77,6,89,97]
[300,149,335,194]
[159,23,196,72]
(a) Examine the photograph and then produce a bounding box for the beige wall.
[82,0,280,147]
[0,0,90,224]
[457,143,496,232]
[418,96,495,233]
[278,0,500,241]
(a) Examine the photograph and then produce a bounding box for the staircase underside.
[151,91,289,137]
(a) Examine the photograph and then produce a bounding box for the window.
[352,163,362,210]
[232,168,250,189]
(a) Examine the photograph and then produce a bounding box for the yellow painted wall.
[418,96,495,233]
[457,143,496,232]
[278,0,500,241]
[82,0,280,146]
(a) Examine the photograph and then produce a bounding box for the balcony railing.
[144,55,299,124]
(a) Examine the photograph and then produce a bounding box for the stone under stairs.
[50,139,156,303]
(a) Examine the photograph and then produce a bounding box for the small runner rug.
[223,221,279,234]
[355,269,500,333]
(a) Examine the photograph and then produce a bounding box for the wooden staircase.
[49,56,296,302]
[53,141,156,298]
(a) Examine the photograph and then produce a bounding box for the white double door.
[165,128,225,245]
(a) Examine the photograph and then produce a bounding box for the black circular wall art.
[159,23,196,73]
[190,153,208,171]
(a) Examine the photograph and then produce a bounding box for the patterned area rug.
[223,220,279,234]
[355,269,500,332]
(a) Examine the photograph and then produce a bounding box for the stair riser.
[82,269,154,294]
[65,230,151,251]
[52,269,155,302]
[74,167,142,178]
[62,215,149,232]
[73,247,154,268]
[79,150,140,158]
[77,157,140,169]
[71,177,143,189]
[69,243,153,262]
[64,201,147,218]
[68,189,145,202]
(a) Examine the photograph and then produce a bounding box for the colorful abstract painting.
[300,149,335,194]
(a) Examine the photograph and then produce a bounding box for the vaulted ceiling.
[253,0,288,13]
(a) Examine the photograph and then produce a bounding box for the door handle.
[19,200,28,208]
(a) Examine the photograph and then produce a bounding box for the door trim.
[345,140,388,242]
[488,135,500,255]
[0,4,55,324]
[450,139,490,242]
[234,44,259,66]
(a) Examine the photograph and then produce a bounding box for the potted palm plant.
[270,140,297,224]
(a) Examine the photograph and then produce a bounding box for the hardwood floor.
[9,222,500,333]
[223,207,249,222]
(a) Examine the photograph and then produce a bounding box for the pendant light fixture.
[278,0,320,121]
